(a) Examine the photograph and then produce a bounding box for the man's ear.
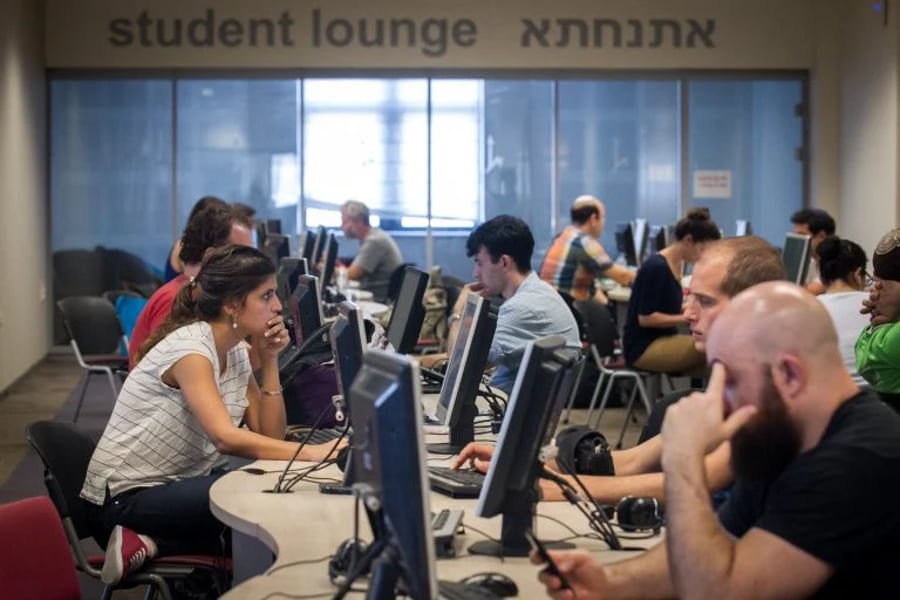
[773,354,806,399]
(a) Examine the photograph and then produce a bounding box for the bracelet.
[261,387,283,397]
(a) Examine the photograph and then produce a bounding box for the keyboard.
[438,580,501,600]
[431,508,464,558]
[277,344,302,373]
[428,467,485,499]
[287,427,347,445]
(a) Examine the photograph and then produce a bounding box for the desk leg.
[231,529,275,584]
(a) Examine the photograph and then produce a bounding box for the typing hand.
[661,363,756,469]
[452,442,494,473]
[531,549,607,599]
[301,438,348,463]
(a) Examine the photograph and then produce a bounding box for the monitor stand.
[426,402,476,455]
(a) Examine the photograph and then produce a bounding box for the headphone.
[328,538,369,584]
[555,426,615,476]
[616,496,663,533]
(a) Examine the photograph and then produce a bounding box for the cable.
[273,402,336,493]
[266,554,333,576]
[280,425,349,492]
[542,465,623,550]
[535,513,580,538]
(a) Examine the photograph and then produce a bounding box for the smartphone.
[525,529,571,590]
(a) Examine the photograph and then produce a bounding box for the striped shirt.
[539,225,614,301]
[81,321,251,504]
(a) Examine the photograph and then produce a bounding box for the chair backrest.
[57,295,125,355]
[25,421,97,541]
[0,497,81,600]
[575,298,618,359]
[558,290,590,346]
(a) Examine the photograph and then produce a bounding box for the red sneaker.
[101,525,152,584]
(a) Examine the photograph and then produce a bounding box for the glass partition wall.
[50,74,806,282]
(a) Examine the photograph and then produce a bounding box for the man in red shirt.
[128,204,253,368]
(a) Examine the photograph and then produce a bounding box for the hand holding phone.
[525,529,572,591]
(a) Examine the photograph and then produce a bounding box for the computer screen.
[427,294,499,455]
[275,257,308,306]
[289,274,325,346]
[348,350,438,600]
[735,220,752,237]
[615,223,638,268]
[299,230,316,263]
[264,218,282,235]
[633,218,648,264]
[473,336,580,557]
[782,233,811,285]
[329,301,366,411]
[386,267,429,354]
[649,225,668,253]
[310,225,328,271]
[318,233,339,297]
[263,233,290,265]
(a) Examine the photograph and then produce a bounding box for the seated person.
[339,200,403,303]
[791,207,837,295]
[857,228,900,410]
[455,236,787,504]
[814,235,870,388]
[82,246,342,585]
[129,203,252,368]
[163,196,227,282]
[428,215,581,394]
[535,282,900,600]
[539,195,635,304]
[622,207,720,377]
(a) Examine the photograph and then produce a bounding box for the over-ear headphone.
[616,496,663,533]
[555,426,615,476]
[328,538,369,584]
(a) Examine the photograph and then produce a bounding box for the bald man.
[539,195,635,303]
[456,236,786,504]
[536,282,900,600]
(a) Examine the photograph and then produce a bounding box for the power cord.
[273,403,343,493]
[541,466,622,550]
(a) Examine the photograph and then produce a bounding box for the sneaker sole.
[101,526,125,585]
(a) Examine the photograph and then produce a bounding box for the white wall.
[838,0,898,256]
[0,0,50,391]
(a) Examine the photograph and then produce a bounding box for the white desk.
[357,300,389,320]
[211,458,659,599]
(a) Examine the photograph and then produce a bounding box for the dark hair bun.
[815,235,841,262]
[686,207,711,221]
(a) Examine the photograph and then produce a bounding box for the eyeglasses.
[864,270,877,290]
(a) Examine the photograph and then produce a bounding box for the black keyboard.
[428,467,485,499]
[431,508,464,558]
[287,427,347,445]
[438,580,501,600]
[277,344,302,373]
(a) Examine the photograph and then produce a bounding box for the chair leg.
[615,380,640,449]
[584,370,609,427]
[72,373,91,423]
[561,356,586,424]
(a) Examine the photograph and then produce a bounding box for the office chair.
[25,421,230,600]
[0,496,81,600]
[56,296,129,422]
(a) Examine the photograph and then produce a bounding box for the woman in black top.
[623,208,720,376]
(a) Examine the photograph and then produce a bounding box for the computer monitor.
[289,274,325,347]
[649,224,669,253]
[263,233,290,265]
[348,350,438,600]
[386,267,429,354]
[299,230,316,263]
[782,233,811,285]
[275,257,309,306]
[310,225,328,271]
[264,218,282,234]
[615,223,638,268]
[329,301,366,411]
[735,219,752,237]
[472,336,580,557]
[319,233,339,297]
[633,218,648,264]
[426,294,499,455]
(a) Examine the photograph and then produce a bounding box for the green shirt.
[856,323,900,393]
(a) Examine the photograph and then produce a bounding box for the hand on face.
[862,279,900,325]
[255,315,290,358]
[661,363,757,469]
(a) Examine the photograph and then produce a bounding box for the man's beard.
[730,367,802,484]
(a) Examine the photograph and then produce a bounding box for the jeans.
[86,470,231,557]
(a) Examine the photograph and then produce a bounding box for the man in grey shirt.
[446,215,581,393]
[340,200,404,302]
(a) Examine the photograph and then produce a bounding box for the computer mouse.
[460,572,519,597]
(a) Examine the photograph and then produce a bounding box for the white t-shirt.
[81,321,251,504]
[817,291,870,388]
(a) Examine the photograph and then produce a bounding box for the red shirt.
[128,274,188,369]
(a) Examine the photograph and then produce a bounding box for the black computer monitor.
[299,230,316,263]
[426,294,499,455]
[472,336,580,557]
[289,274,325,347]
[615,223,638,268]
[782,233,811,285]
[329,301,366,412]
[275,257,309,306]
[735,219,752,237]
[633,218,648,264]
[310,225,328,270]
[263,233,290,265]
[649,224,668,253]
[319,233,339,297]
[348,350,438,600]
[386,267,429,354]
[264,218,282,234]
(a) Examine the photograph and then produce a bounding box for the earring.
[232,315,238,329]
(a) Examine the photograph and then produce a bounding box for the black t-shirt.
[622,253,682,365]
[717,392,900,599]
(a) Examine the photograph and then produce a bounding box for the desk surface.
[211,456,660,599]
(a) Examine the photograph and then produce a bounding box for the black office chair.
[56,296,129,422]
[25,421,230,600]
